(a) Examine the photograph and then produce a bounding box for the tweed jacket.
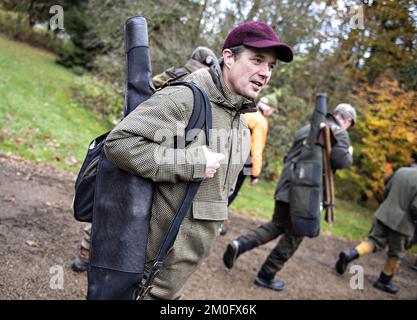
[104,66,253,222]
[375,167,417,237]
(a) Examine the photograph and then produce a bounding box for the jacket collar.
[327,113,341,126]
[186,66,257,114]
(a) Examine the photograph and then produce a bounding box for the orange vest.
[243,111,268,177]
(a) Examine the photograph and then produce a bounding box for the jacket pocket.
[192,200,227,221]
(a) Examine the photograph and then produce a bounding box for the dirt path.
[1,155,416,300]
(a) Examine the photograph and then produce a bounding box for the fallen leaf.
[45,201,59,208]
[26,240,38,247]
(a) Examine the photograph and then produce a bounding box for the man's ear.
[222,49,234,69]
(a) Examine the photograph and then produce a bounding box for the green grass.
[229,178,277,220]
[230,178,375,241]
[0,35,109,171]
[320,198,374,240]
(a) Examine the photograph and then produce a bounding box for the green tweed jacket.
[375,167,417,237]
[104,65,253,221]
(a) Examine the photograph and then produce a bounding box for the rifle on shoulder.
[321,124,335,224]
[316,100,336,224]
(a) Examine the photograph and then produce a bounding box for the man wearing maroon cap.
[220,21,293,100]
[222,21,293,64]
[104,20,292,300]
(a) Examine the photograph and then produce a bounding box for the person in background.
[220,94,276,236]
[152,46,218,88]
[223,103,356,292]
[335,166,417,294]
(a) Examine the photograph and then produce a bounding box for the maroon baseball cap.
[222,21,293,63]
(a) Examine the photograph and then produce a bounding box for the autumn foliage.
[342,80,417,207]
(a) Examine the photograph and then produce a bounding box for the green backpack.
[289,93,326,238]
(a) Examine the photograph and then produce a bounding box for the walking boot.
[71,245,90,272]
[373,272,399,294]
[223,240,241,269]
[254,272,285,292]
[223,238,258,269]
[335,249,359,275]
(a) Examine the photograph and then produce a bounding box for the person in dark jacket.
[223,103,356,292]
[335,167,417,294]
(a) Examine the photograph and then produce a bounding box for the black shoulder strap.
[137,81,212,300]
[172,81,211,145]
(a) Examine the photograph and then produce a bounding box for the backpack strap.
[137,82,212,300]
[172,81,211,146]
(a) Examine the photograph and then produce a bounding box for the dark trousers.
[237,201,304,279]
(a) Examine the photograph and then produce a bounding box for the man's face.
[335,115,353,130]
[223,47,277,99]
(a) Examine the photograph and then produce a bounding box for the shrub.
[70,75,124,126]
[341,80,417,208]
[55,39,87,69]
[0,10,61,52]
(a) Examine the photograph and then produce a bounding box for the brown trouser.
[369,219,409,260]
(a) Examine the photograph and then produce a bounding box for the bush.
[0,10,61,52]
[0,10,27,38]
[340,80,417,208]
[70,75,124,126]
[55,39,88,70]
